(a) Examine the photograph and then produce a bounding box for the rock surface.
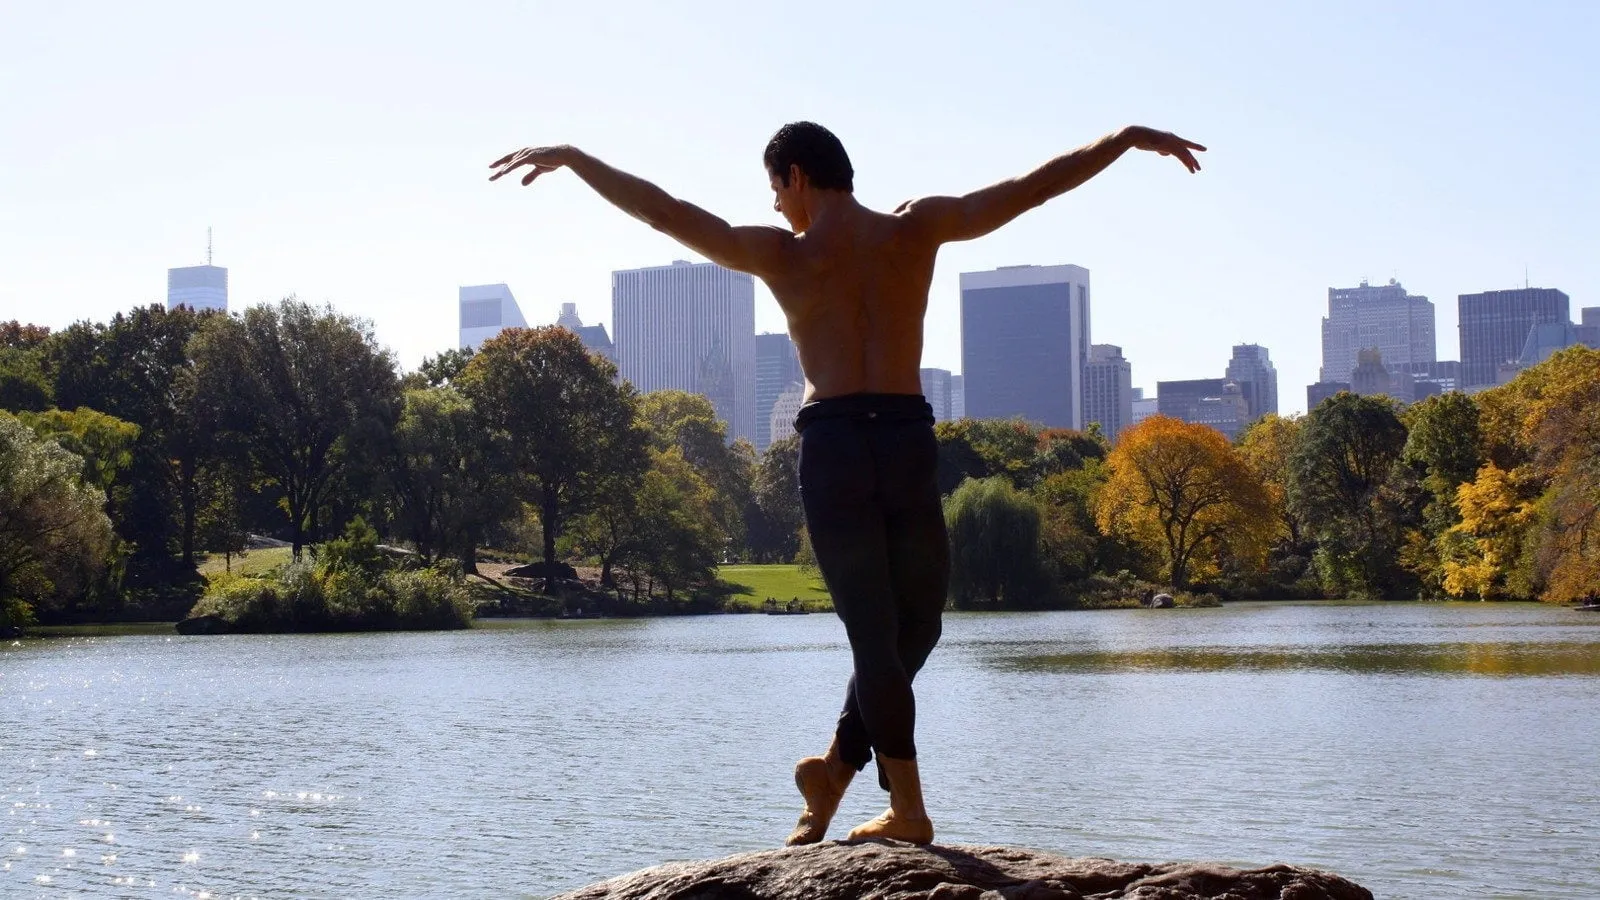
[175,614,229,635]
[550,842,1372,900]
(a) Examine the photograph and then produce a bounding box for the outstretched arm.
[489,145,790,276]
[897,126,1205,244]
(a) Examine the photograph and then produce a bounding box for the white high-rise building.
[960,264,1091,429]
[919,368,954,422]
[613,260,757,444]
[458,284,528,349]
[1319,279,1435,384]
[167,265,228,312]
[768,382,806,446]
[950,375,966,420]
[1083,344,1133,440]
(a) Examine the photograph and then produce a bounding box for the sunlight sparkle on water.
[182,850,200,863]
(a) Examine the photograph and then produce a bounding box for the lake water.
[3,602,1597,898]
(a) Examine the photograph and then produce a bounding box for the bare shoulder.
[888,196,961,249]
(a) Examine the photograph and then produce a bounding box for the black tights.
[797,393,949,779]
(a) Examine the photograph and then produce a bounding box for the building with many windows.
[768,382,806,447]
[1319,279,1435,384]
[756,333,805,450]
[167,264,228,312]
[1458,287,1569,391]
[1577,308,1600,349]
[919,368,954,422]
[613,260,756,444]
[458,283,528,349]
[950,375,966,420]
[1225,343,1278,420]
[1157,378,1250,440]
[1129,387,1159,429]
[1082,344,1133,440]
[960,264,1091,429]
[555,302,615,363]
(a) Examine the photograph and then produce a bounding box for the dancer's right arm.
[488,145,791,277]
[896,126,1205,245]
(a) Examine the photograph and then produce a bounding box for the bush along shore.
[179,519,471,634]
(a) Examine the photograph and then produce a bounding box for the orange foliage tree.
[1094,415,1272,590]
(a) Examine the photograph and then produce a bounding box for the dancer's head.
[764,122,853,231]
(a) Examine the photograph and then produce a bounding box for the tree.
[621,448,724,604]
[191,300,401,557]
[458,327,646,568]
[418,347,476,387]
[1400,393,1483,594]
[944,476,1045,608]
[1450,347,1600,602]
[0,414,115,623]
[0,323,51,413]
[637,390,754,556]
[1288,393,1412,598]
[746,435,803,563]
[388,386,517,570]
[39,305,212,567]
[1096,416,1272,591]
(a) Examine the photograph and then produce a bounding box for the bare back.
[761,204,937,403]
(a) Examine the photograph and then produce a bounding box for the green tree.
[0,414,116,623]
[0,322,52,412]
[745,435,802,563]
[458,326,647,568]
[944,476,1045,608]
[388,386,517,570]
[637,390,754,557]
[191,300,401,557]
[418,347,476,387]
[39,305,212,568]
[621,448,724,604]
[1400,392,1483,594]
[1289,392,1413,598]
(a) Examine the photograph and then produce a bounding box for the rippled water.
[3,602,1598,898]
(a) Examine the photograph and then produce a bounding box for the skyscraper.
[554,302,615,364]
[168,233,229,312]
[1576,308,1600,349]
[458,283,528,349]
[1129,387,1159,429]
[1319,279,1435,384]
[613,260,756,444]
[1082,344,1133,440]
[960,264,1091,429]
[756,333,804,450]
[768,383,806,446]
[918,368,954,422]
[1458,287,1571,390]
[167,265,228,312]
[1157,378,1249,440]
[950,375,965,420]
[1225,343,1278,420]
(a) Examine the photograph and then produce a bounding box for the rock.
[504,561,579,581]
[1150,593,1176,608]
[175,614,230,635]
[550,842,1372,900]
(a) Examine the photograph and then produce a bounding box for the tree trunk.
[541,483,559,566]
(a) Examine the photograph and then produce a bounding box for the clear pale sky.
[3,1,1595,413]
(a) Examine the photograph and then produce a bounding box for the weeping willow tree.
[944,476,1046,609]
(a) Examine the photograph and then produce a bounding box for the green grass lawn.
[196,546,293,579]
[717,564,833,612]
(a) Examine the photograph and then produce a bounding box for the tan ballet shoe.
[846,754,934,844]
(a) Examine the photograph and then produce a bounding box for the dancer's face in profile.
[769,165,809,233]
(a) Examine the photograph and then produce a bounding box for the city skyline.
[4,4,1592,417]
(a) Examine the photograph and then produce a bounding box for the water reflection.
[1003,641,1600,677]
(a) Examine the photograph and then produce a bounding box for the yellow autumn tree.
[1457,347,1600,602]
[1095,415,1273,590]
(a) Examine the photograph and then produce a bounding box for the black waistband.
[794,392,934,432]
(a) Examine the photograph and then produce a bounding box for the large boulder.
[551,842,1372,900]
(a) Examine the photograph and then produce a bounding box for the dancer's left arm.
[489,145,791,277]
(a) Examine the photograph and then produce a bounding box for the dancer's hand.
[1123,127,1206,173]
[489,145,577,186]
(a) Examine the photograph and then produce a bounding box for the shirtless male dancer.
[490,122,1203,845]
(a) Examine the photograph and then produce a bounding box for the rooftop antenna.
[207,227,213,266]
[1523,264,1528,289]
